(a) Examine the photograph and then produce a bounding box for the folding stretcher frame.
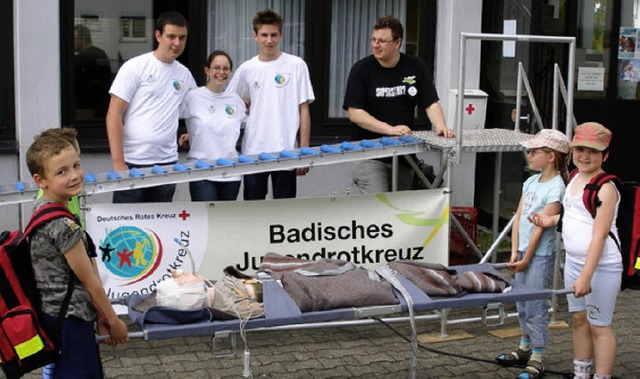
[121,263,572,379]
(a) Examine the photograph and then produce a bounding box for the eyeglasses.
[370,37,396,46]
[209,66,230,72]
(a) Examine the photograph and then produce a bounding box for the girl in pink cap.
[530,122,620,379]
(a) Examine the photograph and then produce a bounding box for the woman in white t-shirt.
[179,51,247,201]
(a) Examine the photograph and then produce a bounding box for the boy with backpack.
[530,122,621,379]
[26,128,128,377]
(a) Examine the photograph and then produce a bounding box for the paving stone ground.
[13,283,640,378]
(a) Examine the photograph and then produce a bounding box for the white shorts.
[564,258,622,326]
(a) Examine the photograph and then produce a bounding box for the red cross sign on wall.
[465,103,476,115]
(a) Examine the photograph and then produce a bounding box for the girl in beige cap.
[496,128,570,379]
[530,122,620,379]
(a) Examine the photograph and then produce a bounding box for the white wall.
[435,0,483,207]
[9,0,62,229]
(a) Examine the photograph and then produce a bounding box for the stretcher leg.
[439,308,449,338]
[482,303,505,327]
[212,331,237,357]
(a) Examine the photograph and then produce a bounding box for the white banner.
[85,189,450,301]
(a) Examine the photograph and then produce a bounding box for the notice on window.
[620,60,640,82]
[619,27,640,60]
[502,20,516,58]
[577,67,605,91]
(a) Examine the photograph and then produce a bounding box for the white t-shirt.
[109,52,197,165]
[226,52,315,155]
[562,176,621,265]
[180,87,247,182]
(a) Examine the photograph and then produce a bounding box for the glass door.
[570,0,637,181]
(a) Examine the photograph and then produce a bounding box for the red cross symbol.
[178,210,191,221]
[465,103,475,115]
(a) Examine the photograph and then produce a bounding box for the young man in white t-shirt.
[106,11,196,203]
[226,9,315,200]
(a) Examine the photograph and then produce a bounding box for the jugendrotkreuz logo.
[173,80,182,91]
[99,226,164,285]
[225,106,236,116]
[274,73,291,88]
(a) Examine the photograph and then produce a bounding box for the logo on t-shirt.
[274,73,291,88]
[376,86,406,98]
[408,87,417,97]
[172,80,183,92]
[402,76,417,85]
[225,105,237,117]
[64,217,80,231]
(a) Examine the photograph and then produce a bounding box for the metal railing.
[454,33,576,165]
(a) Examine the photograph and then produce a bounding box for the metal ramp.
[0,137,427,207]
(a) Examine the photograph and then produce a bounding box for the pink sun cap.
[520,129,570,154]
[570,122,612,151]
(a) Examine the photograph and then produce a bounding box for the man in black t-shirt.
[342,16,454,194]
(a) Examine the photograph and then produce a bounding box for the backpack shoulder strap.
[22,203,78,328]
[569,168,579,181]
[583,172,623,251]
[582,172,618,218]
[21,203,75,241]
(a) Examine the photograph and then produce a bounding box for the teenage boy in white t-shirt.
[227,9,315,200]
[106,11,196,203]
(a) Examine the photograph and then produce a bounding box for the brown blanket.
[389,261,462,296]
[455,270,511,293]
[388,261,511,297]
[258,252,348,280]
[259,253,399,312]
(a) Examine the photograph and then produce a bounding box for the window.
[207,0,429,142]
[616,0,640,100]
[120,17,149,42]
[573,0,640,101]
[328,0,410,118]
[575,0,613,99]
[62,0,156,143]
[62,0,433,145]
[62,0,204,145]
[208,1,306,69]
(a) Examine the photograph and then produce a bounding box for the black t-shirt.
[342,53,439,141]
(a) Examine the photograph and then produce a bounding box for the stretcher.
[117,262,571,379]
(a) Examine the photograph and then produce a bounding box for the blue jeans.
[112,162,176,203]
[515,252,555,348]
[40,314,103,379]
[189,180,240,201]
[243,170,296,200]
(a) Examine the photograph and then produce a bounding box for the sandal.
[517,359,544,379]
[496,348,531,366]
